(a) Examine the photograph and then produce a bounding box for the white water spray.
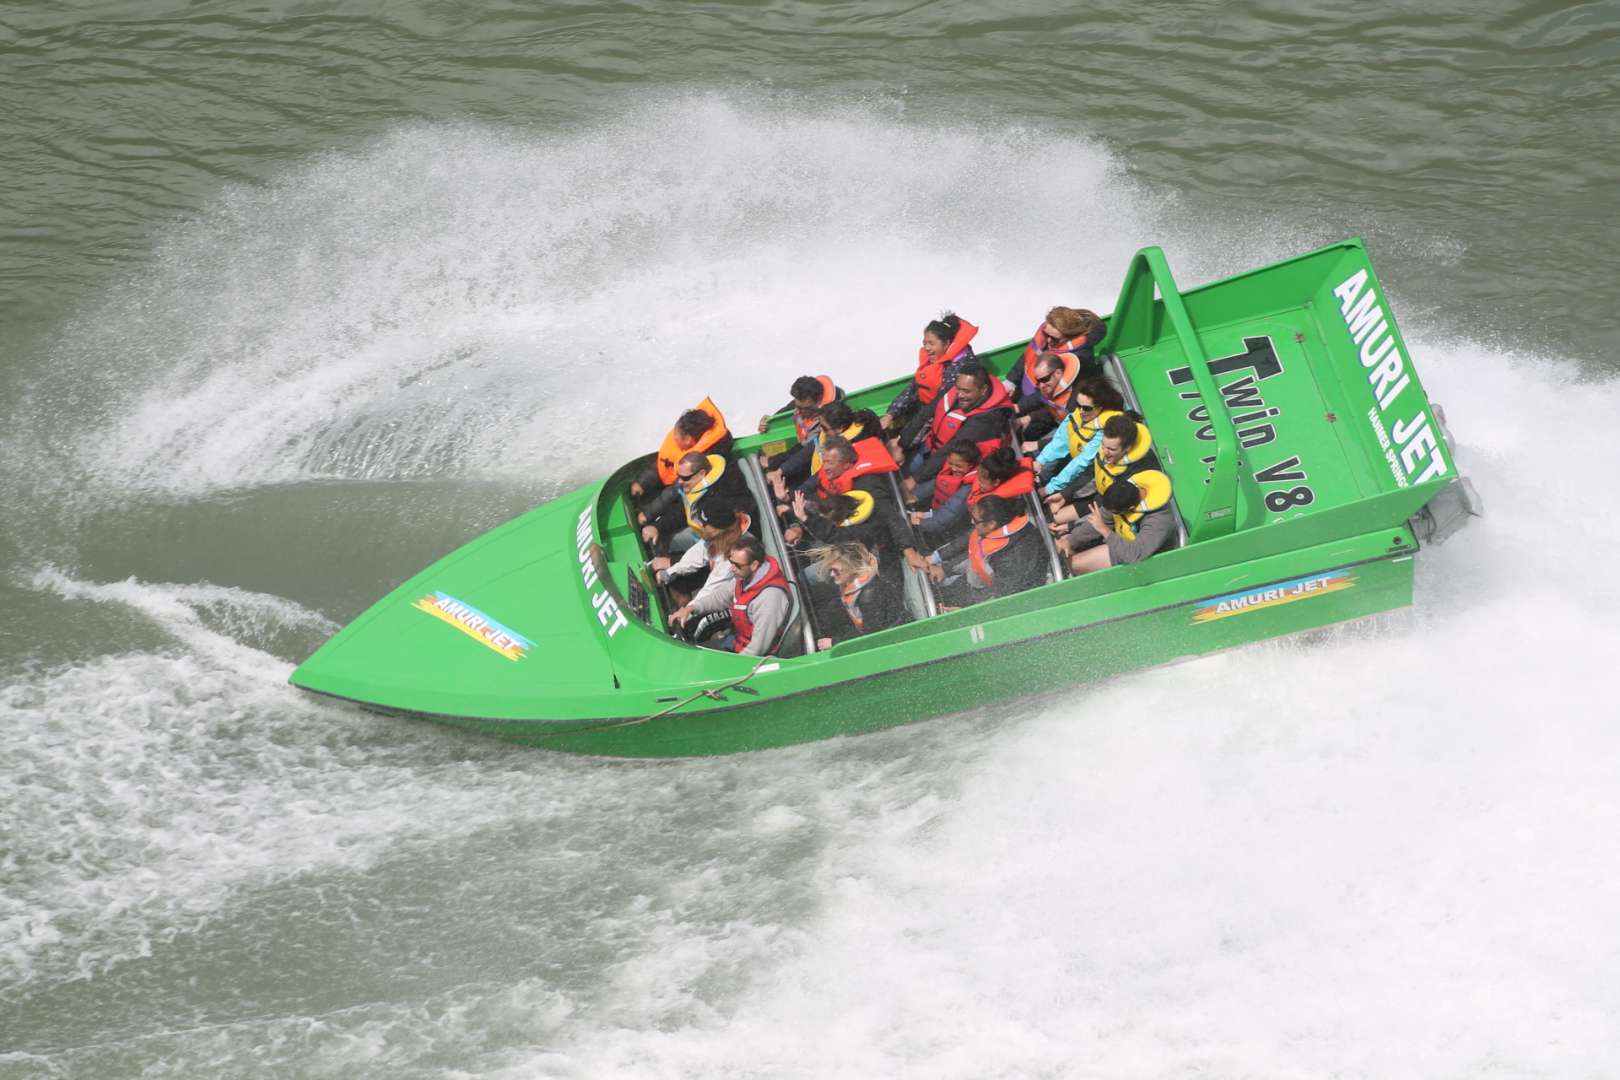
[5,99,1620,1076]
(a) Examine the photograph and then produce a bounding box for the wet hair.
[820,400,856,432]
[954,362,992,390]
[978,446,1022,487]
[974,494,1018,527]
[1034,351,1066,378]
[1073,377,1124,413]
[1100,479,1141,513]
[675,409,716,438]
[820,436,857,466]
[678,450,710,473]
[733,533,766,566]
[809,494,859,523]
[1045,306,1104,340]
[791,375,826,403]
[944,440,983,465]
[1102,414,1138,446]
[924,312,962,343]
[807,541,878,580]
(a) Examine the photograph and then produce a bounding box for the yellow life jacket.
[809,422,866,476]
[838,488,876,527]
[680,454,729,530]
[1064,408,1122,458]
[1111,469,1173,542]
[1093,420,1155,497]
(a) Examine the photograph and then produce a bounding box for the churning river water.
[3,3,1620,1077]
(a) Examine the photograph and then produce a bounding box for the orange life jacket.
[1029,351,1082,421]
[838,570,876,633]
[792,375,841,443]
[913,319,979,406]
[930,461,976,509]
[655,397,730,486]
[967,458,1037,506]
[1018,322,1101,397]
[968,515,1031,587]
[818,436,900,497]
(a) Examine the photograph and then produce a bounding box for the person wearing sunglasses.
[641,448,749,556]
[650,498,751,613]
[1015,306,1106,402]
[806,541,909,649]
[668,534,790,656]
[1015,350,1083,447]
[1033,377,1126,502]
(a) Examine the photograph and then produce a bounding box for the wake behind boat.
[289,239,1482,756]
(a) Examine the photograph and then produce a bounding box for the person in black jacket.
[634,406,738,536]
[806,541,910,648]
[899,363,1014,488]
[927,494,1048,608]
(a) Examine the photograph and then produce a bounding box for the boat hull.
[319,550,1412,758]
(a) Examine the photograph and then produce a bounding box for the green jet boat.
[290,239,1482,757]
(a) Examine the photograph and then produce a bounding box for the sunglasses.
[728,558,754,571]
[677,470,701,481]
[1076,401,1098,411]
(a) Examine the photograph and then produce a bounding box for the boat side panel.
[498,551,1415,756]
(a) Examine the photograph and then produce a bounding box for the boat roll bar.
[1003,416,1067,584]
[739,452,820,656]
[884,472,941,620]
[1100,246,1238,544]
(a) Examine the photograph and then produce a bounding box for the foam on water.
[3,96,1244,516]
[5,98,1620,1076]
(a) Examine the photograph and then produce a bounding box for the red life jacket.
[731,556,791,654]
[792,375,841,444]
[967,458,1037,506]
[656,397,730,486]
[818,436,900,497]
[968,515,1031,587]
[913,319,979,406]
[924,377,1012,457]
[1019,323,1100,398]
[930,462,976,509]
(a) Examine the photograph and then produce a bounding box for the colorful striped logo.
[1192,570,1356,624]
[412,591,534,661]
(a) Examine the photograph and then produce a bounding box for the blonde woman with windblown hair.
[805,541,909,649]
